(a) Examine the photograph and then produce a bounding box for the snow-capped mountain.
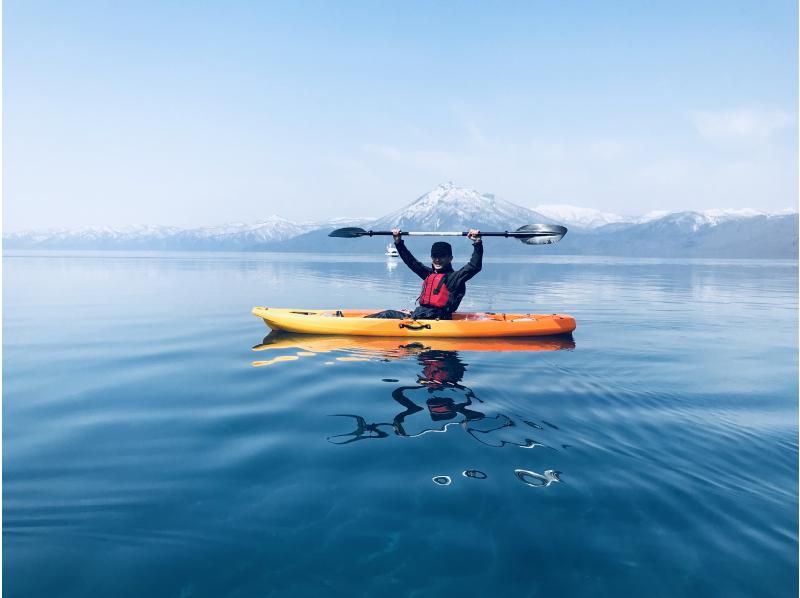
[532,204,626,229]
[177,216,308,240]
[170,216,320,249]
[4,217,323,250]
[3,224,183,243]
[370,182,554,231]
[3,184,796,258]
[636,208,792,227]
[574,209,798,258]
[533,205,794,230]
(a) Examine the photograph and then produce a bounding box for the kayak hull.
[252,307,576,338]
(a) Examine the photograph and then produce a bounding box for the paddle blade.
[329,227,368,238]
[515,224,568,245]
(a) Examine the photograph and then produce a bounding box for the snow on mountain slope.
[533,205,794,229]
[532,204,626,229]
[3,183,796,257]
[181,216,317,242]
[3,224,183,243]
[636,208,795,230]
[370,182,554,230]
[4,217,323,247]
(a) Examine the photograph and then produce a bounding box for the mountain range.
[5,182,797,258]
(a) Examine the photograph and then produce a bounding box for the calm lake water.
[4,250,798,597]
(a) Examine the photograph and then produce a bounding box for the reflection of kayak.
[254,331,575,355]
[252,307,576,338]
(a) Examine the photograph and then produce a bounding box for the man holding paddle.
[366,227,482,320]
[328,221,566,320]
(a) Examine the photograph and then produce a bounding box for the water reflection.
[328,349,490,442]
[253,331,575,357]
[253,333,573,487]
[514,469,561,488]
[323,348,560,449]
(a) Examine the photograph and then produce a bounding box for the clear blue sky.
[4,1,798,230]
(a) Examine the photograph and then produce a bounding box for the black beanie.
[430,241,452,258]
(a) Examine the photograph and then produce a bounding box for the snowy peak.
[533,204,796,230]
[3,217,320,249]
[183,215,317,242]
[3,224,183,243]
[371,183,554,230]
[635,208,795,231]
[3,184,796,258]
[693,208,793,225]
[532,204,626,229]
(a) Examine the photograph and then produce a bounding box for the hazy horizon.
[4,2,798,232]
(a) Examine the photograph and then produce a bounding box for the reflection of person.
[366,228,482,320]
[391,350,484,436]
[327,349,547,448]
[327,350,486,443]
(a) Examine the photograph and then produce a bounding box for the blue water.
[4,251,798,597]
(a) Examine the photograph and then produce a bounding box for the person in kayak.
[366,227,482,320]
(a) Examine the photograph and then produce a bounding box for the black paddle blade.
[515,224,568,245]
[329,227,369,238]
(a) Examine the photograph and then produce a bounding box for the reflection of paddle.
[329,224,567,245]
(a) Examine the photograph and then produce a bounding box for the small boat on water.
[385,243,399,257]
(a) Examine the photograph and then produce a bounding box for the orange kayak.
[252,307,576,338]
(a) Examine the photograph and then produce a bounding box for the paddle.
[329,224,567,245]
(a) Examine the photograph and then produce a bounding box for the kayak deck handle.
[399,322,432,330]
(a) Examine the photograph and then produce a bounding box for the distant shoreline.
[4,249,797,264]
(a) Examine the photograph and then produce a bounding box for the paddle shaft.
[367,230,553,238]
[327,224,567,245]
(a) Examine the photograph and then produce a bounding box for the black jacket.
[395,239,483,318]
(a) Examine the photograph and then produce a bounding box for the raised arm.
[393,228,431,279]
[454,230,483,283]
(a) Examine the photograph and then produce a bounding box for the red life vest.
[419,273,450,308]
[422,359,450,384]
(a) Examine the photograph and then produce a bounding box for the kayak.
[252,307,576,338]
[254,331,576,355]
